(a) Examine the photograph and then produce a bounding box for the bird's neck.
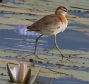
[56,13,67,25]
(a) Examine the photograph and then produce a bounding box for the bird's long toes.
[34,54,46,60]
[60,54,73,63]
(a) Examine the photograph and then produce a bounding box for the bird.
[27,6,69,60]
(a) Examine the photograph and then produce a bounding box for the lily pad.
[0,24,15,30]
[0,17,33,25]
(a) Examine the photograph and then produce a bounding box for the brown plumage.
[27,6,69,60]
[27,14,63,35]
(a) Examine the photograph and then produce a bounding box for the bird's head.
[55,6,69,16]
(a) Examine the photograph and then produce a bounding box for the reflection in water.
[13,25,47,53]
[0,27,48,54]
[16,25,48,37]
[84,32,89,36]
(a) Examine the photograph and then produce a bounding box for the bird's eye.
[62,8,67,12]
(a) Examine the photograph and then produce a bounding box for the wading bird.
[27,6,69,60]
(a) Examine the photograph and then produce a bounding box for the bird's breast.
[57,13,68,26]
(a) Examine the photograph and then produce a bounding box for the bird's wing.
[27,14,62,31]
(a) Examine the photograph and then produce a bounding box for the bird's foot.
[60,54,73,63]
[27,52,46,60]
[34,53,47,60]
[28,52,46,67]
[60,53,65,61]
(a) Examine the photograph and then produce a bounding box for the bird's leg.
[32,34,46,60]
[28,35,44,67]
[54,35,65,60]
[54,35,73,62]
[27,35,43,58]
[34,34,43,57]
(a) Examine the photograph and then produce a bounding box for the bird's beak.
[64,10,71,15]
[67,10,71,15]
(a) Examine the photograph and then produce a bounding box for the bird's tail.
[27,26,40,31]
[27,26,31,31]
